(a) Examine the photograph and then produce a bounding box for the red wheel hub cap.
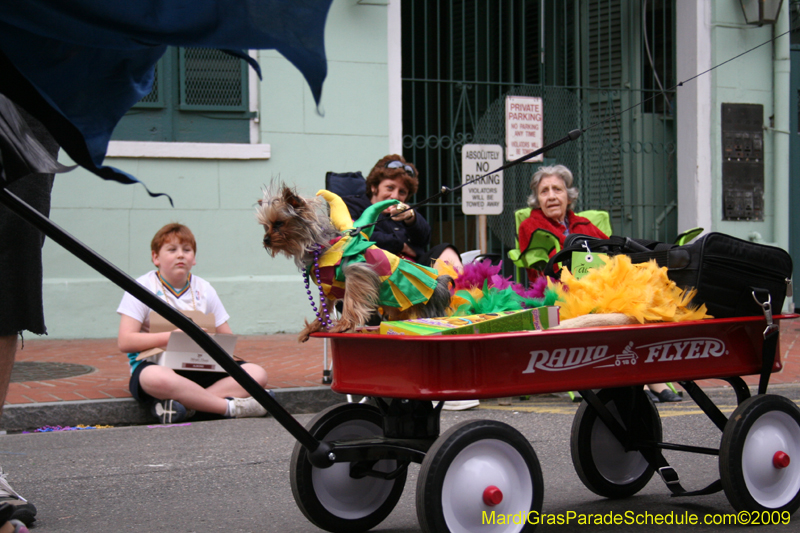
[483,485,503,506]
[773,451,791,469]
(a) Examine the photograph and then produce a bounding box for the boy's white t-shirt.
[116,271,230,368]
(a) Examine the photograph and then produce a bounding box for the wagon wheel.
[290,403,407,533]
[719,394,800,513]
[416,419,544,532]
[570,388,662,498]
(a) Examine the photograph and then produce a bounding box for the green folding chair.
[675,227,703,246]
[577,209,613,237]
[507,207,613,282]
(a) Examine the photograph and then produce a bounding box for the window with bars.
[112,47,254,143]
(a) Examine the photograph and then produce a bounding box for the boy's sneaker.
[151,399,194,424]
[0,469,36,526]
[230,397,268,418]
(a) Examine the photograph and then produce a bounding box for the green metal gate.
[401,0,677,276]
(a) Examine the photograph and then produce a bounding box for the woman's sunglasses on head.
[384,160,416,177]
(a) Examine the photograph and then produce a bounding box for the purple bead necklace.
[303,248,334,328]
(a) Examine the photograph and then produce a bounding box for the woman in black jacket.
[341,154,461,268]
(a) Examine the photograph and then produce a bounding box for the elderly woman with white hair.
[518,165,682,403]
[517,164,608,279]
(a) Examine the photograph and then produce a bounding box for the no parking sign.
[461,144,503,215]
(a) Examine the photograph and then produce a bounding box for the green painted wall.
[707,1,789,245]
[42,0,393,339]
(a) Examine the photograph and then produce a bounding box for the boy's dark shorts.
[129,360,247,403]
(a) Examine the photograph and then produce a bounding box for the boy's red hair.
[151,223,197,254]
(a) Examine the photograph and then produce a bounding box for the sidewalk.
[2,335,339,431]
[3,319,800,431]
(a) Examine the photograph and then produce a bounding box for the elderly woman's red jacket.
[518,208,608,277]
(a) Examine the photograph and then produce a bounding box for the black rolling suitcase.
[549,232,793,318]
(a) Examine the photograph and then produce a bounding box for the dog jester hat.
[313,190,440,311]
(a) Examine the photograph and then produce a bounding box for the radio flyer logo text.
[522,338,726,373]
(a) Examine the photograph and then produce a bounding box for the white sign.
[461,144,503,215]
[505,95,543,162]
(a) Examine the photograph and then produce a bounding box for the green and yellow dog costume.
[313,190,443,313]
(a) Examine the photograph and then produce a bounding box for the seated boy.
[117,223,270,423]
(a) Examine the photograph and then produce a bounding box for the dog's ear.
[281,187,305,211]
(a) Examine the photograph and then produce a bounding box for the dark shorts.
[0,178,56,337]
[0,106,59,337]
[129,360,247,403]
[417,242,461,269]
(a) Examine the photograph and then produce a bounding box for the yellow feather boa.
[552,255,711,323]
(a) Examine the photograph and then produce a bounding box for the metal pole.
[478,214,487,254]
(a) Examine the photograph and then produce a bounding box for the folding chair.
[325,170,367,197]
[320,172,367,384]
[675,227,703,246]
[507,208,613,283]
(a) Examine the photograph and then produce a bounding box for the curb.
[0,386,347,432]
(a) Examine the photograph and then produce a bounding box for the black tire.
[416,419,544,532]
[719,394,800,513]
[570,388,662,498]
[290,403,407,533]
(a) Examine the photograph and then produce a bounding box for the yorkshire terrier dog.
[256,184,453,342]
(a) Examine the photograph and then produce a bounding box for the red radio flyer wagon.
[288,310,800,532]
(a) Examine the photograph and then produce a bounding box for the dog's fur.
[257,185,452,342]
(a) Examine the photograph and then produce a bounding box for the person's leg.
[420,243,464,270]
[204,363,268,399]
[203,364,270,419]
[0,336,16,414]
[0,469,34,530]
[0,103,59,529]
[138,363,271,419]
[436,246,463,270]
[137,365,228,415]
[0,338,36,527]
[646,383,682,402]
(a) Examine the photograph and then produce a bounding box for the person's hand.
[389,203,416,225]
[401,243,417,258]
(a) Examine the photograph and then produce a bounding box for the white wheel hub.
[311,419,397,519]
[591,403,649,484]
[742,411,800,508]
[441,439,532,532]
